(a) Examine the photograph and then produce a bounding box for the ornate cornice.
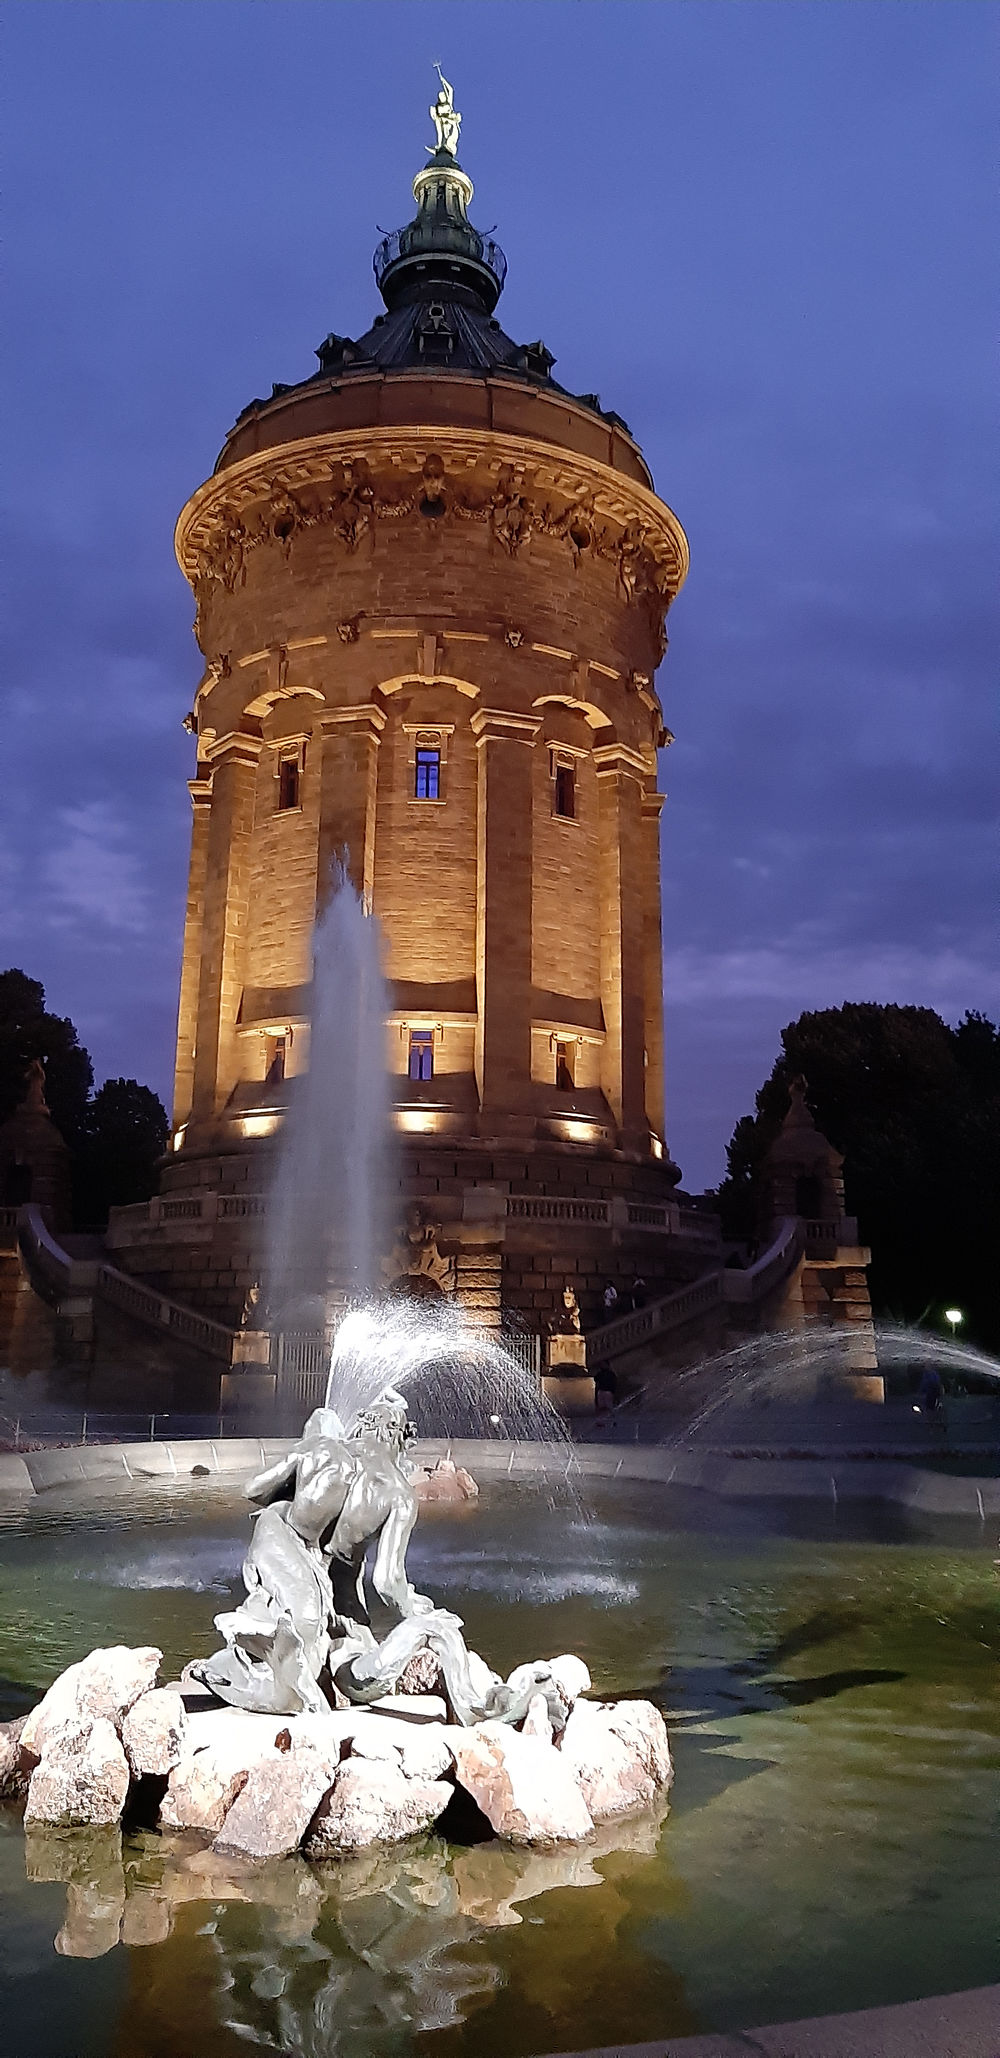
[470,708,542,746]
[175,427,689,637]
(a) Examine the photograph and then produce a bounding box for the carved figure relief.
[489,470,532,555]
[180,442,687,637]
[383,1205,456,1297]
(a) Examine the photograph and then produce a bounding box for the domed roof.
[229,73,633,443]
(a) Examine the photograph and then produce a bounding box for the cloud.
[40,802,152,936]
[0,834,23,943]
[666,938,999,1019]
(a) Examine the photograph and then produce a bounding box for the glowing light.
[171,1125,187,1153]
[650,1133,664,1160]
[561,1118,597,1144]
[944,1307,963,1334]
[241,1114,279,1139]
[397,1109,442,1134]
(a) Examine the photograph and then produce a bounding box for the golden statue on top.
[429,64,461,157]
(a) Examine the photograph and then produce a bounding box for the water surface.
[0,1478,996,2056]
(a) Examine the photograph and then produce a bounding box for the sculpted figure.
[188,1395,432,1715]
[429,66,461,157]
[190,1384,584,1728]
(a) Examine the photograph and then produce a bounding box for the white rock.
[369,1692,448,1723]
[25,1717,131,1828]
[605,1700,673,1788]
[520,1693,552,1744]
[394,1646,445,1696]
[305,1758,453,1855]
[21,1647,161,1759]
[449,1723,594,1846]
[214,1746,335,1859]
[347,1711,453,1781]
[161,1743,269,1834]
[547,1655,591,1707]
[0,1714,30,1798]
[183,1703,349,1762]
[121,1689,187,1778]
[558,1701,656,1821]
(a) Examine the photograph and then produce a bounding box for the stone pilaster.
[641,788,666,1142]
[190,734,262,1129]
[315,703,385,909]
[471,709,540,1126]
[454,1245,503,1330]
[594,743,649,1150]
[172,776,212,1132]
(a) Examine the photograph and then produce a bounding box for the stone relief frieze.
[178,438,687,651]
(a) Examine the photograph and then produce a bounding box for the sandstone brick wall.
[161,376,691,1321]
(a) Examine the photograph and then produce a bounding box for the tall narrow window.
[265,1035,286,1084]
[554,762,576,819]
[415,748,440,800]
[277,756,300,810]
[408,1029,434,1081]
[555,1040,575,1090]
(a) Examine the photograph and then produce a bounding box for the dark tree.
[1,969,168,1231]
[0,969,93,1148]
[76,1078,169,1228]
[717,1003,1000,1351]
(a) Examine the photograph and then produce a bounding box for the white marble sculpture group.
[1,1390,672,1860]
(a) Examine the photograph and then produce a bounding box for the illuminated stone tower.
[118,82,722,1330]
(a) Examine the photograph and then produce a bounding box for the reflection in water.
[25,1808,670,2054]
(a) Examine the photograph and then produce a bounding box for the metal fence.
[0,1408,231,1449]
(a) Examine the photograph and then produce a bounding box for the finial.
[22,1057,49,1114]
[428,64,462,158]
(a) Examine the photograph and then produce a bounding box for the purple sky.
[2,2,996,1190]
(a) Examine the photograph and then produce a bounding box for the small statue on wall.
[239,1280,264,1331]
[554,1284,582,1335]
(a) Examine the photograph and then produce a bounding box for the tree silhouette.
[717,1003,1000,1350]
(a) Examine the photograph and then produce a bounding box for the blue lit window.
[415,748,441,800]
[408,1029,434,1081]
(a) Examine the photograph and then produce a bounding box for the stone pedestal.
[543,1333,594,1414]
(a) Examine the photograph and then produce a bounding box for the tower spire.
[373,69,506,313]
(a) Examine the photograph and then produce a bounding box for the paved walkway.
[540,1982,1000,2058]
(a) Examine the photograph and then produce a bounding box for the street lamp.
[944,1307,963,1338]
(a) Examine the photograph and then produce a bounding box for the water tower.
[114,78,721,1332]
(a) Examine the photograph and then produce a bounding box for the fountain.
[265,871,393,1327]
[0,1331,997,2054]
[7,1338,671,1859]
[1,877,997,2048]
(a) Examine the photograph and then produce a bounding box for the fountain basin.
[0,1468,996,2056]
[2,1435,998,1516]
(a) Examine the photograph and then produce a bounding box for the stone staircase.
[15,1206,239,1362]
[585,1215,878,1393]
